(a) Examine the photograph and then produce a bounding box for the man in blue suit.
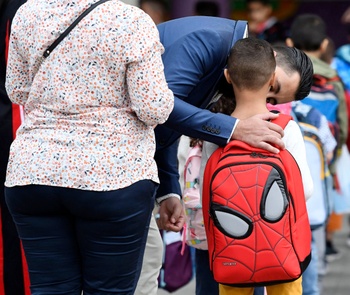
[155,16,312,230]
[136,16,313,295]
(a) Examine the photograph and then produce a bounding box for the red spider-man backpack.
[202,114,311,287]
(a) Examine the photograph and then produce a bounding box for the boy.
[200,38,313,295]
[286,14,348,166]
[246,0,287,44]
[286,13,348,269]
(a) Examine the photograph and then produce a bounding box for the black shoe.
[326,241,341,262]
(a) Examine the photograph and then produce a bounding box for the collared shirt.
[5,0,174,191]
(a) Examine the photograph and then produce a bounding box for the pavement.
[321,216,350,295]
[158,216,350,295]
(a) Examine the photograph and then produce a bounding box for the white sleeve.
[177,136,191,194]
[200,141,219,198]
[283,121,314,200]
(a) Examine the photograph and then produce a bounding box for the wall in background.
[168,0,349,48]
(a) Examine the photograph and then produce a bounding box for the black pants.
[5,180,156,295]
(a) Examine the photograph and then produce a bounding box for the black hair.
[195,1,219,16]
[274,45,313,101]
[227,37,276,91]
[289,14,327,51]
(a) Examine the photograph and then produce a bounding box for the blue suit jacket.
[155,16,247,198]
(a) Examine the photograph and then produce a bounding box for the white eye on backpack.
[214,210,252,239]
[261,179,288,222]
[212,205,253,239]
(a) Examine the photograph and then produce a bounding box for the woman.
[5,0,174,294]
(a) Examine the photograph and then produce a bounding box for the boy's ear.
[269,72,276,88]
[224,69,232,84]
[320,38,330,54]
[286,38,294,47]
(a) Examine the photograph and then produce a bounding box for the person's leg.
[195,248,264,295]
[325,212,343,261]
[219,284,254,295]
[69,180,156,295]
[253,287,265,295]
[134,213,163,295]
[302,231,319,295]
[347,214,350,247]
[266,276,302,295]
[312,224,326,292]
[195,249,219,295]
[5,185,82,295]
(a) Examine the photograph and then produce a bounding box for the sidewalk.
[321,215,350,295]
[158,216,350,295]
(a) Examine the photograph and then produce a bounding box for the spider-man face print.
[208,162,303,285]
[212,167,289,240]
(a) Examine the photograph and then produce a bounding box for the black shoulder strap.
[43,0,111,58]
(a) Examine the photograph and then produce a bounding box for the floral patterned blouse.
[5,0,174,191]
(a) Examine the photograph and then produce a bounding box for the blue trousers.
[302,229,321,295]
[195,249,265,295]
[195,249,219,295]
[5,181,156,295]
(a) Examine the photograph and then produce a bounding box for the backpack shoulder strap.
[271,113,292,130]
[313,74,341,84]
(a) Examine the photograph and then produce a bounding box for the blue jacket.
[155,16,247,198]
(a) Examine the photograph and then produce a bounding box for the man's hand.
[232,112,285,153]
[157,197,185,232]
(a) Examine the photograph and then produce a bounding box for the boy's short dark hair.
[289,14,327,51]
[273,45,313,101]
[227,37,276,91]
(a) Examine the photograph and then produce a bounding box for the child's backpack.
[299,122,331,229]
[303,74,340,124]
[292,102,333,229]
[344,89,350,151]
[202,114,312,287]
[302,74,342,159]
[182,143,208,250]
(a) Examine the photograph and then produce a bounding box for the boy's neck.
[231,88,270,120]
[304,50,322,59]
